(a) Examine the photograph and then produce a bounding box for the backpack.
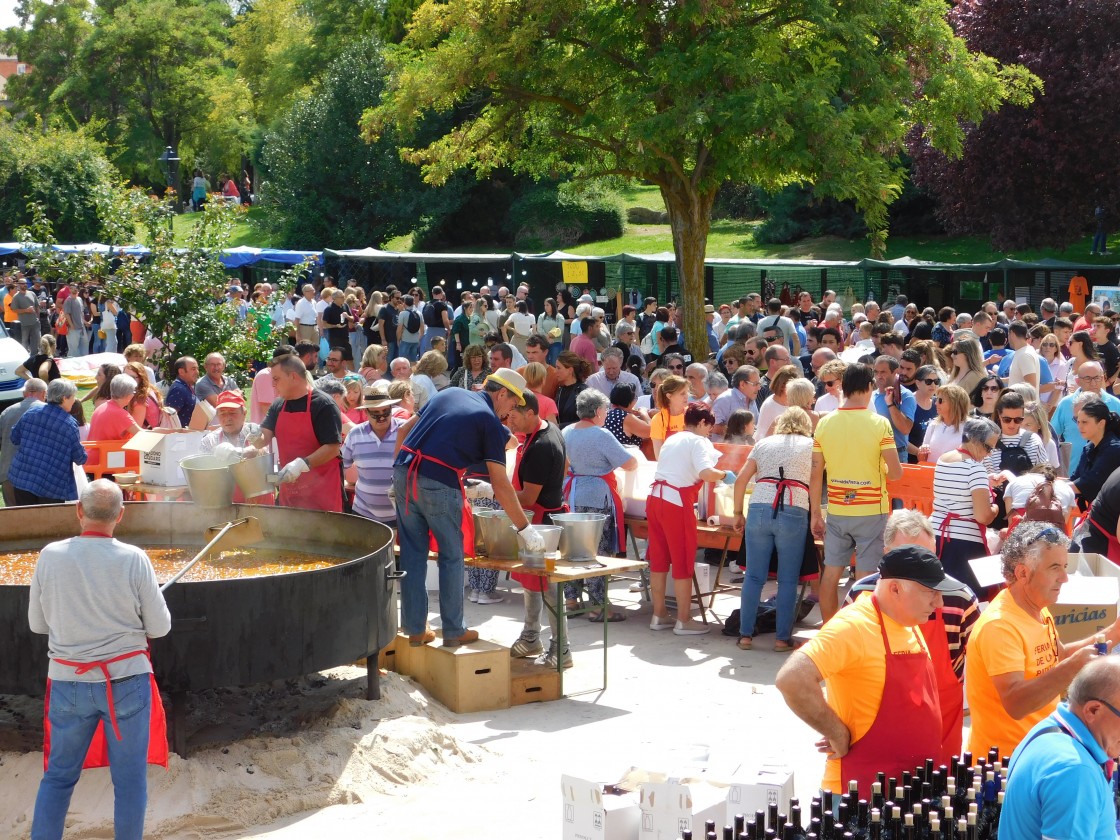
[996,439,1033,476]
[1021,477,1067,529]
[404,308,422,333]
[422,301,439,327]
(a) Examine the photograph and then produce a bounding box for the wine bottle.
[965,812,977,840]
[808,817,822,839]
[777,814,788,837]
[902,812,915,840]
[956,817,967,839]
[929,817,941,840]
[754,812,767,839]
[706,832,717,840]
[902,771,912,790]
[869,807,882,840]
[977,771,998,840]
[789,806,803,833]
[765,831,777,840]
[735,814,747,837]
[682,830,693,840]
[811,798,823,824]
[769,804,780,832]
[924,759,935,783]
[836,803,851,838]
[706,821,718,837]
[930,771,943,800]
[822,809,835,840]
[723,826,735,840]
[849,780,861,802]
[783,827,799,840]
[872,783,884,813]
[991,790,1003,839]
[857,800,870,833]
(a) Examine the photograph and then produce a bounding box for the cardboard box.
[122,430,204,486]
[639,781,726,840]
[561,775,640,840]
[970,553,1120,644]
[724,766,795,830]
[418,638,510,713]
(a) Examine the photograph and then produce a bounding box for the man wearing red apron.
[776,546,953,795]
[255,355,344,512]
[844,510,981,761]
[28,479,172,840]
[202,390,266,504]
[504,392,571,667]
[392,369,545,647]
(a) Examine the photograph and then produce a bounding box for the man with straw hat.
[342,386,403,524]
[393,367,546,647]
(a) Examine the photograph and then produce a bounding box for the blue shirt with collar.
[1002,703,1115,840]
[8,402,87,501]
[872,386,917,452]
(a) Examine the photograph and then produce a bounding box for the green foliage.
[260,36,468,250]
[505,182,624,251]
[711,183,766,222]
[754,187,867,245]
[229,0,317,126]
[0,120,120,242]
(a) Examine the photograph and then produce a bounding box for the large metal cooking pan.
[0,502,397,698]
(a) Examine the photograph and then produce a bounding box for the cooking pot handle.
[386,569,406,580]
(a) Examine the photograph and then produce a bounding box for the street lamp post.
[158,146,181,235]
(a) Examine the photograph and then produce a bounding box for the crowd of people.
[12,272,1120,838]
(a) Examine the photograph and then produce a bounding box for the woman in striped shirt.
[930,417,1001,596]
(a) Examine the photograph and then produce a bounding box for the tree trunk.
[661,181,717,364]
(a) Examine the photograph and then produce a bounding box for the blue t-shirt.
[394,388,509,489]
[872,386,917,451]
[1002,704,1115,840]
[998,350,1014,380]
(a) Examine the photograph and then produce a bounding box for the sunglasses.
[764,335,780,342]
[921,378,939,386]
[1000,415,1024,424]
[821,380,838,388]
[982,385,1001,392]
[668,364,684,371]
[366,409,392,420]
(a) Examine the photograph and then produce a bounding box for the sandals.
[737,637,752,650]
[774,640,799,653]
[587,609,626,623]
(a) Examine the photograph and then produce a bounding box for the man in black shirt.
[1092,317,1120,386]
[505,392,572,668]
[378,289,401,360]
[637,297,658,340]
[653,326,692,367]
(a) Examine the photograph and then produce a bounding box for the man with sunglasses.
[1003,656,1120,840]
[341,388,404,524]
[966,522,1114,759]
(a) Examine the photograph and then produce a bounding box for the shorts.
[645,495,697,580]
[823,513,887,574]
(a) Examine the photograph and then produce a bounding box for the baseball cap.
[228,284,243,294]
[214,390,246,410]
[878,546,957,592]
[485,368,527,405]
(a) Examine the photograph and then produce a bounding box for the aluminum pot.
[549,512,609,561]
[179,454,235,507]
[473,509,519,560]
[229,454,278,499]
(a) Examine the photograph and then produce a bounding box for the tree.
[229,0,317,127]
[910,0,1120,251]
[363,0,1038,359]
[0,120,119,242]
[260,36,469,249]
[2,0,94,124]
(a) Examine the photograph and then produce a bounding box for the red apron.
[563,469,626,551]
[755,473,809,516]
[511,425,567,592]
[838,596,942,793]
[399,444,476,558]
[43,650,168,771]
[935,449,989,558]
[921,609,963,761]
[646,478,703,578]
[1089,516,1120,564]
[275,390,343,512]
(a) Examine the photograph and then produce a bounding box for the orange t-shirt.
[3,292,16,324]
[964,588,1059,758]
[801,593,929,792]
[1068,274,1089,316]
[650,408,685,442]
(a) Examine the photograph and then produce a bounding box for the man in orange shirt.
[776,546,955,794]
[965,520,1113,759]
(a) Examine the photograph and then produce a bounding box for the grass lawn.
[172,184,1119,265]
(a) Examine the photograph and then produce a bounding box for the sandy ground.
[0,571,857,839]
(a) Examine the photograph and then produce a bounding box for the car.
[0,320,27,405]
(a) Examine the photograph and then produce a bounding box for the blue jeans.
[33,674,152,840]
[393,467,467,640]
[739,505,809,642]
[400,341,420,363]
[547,342,561,365]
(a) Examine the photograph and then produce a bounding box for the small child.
[724,409,756,446]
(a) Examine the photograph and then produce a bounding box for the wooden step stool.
[417,638,510,713]
[509,658,561,706]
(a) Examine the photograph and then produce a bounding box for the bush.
[711,182,765,221]
[0,121,119,242]
[504,181,624,250]
[753,185,867,244]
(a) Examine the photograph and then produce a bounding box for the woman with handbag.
[732,406,814,652]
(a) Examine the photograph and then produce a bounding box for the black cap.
[878,546,957,592]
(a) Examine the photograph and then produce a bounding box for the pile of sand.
[0,667,487,839]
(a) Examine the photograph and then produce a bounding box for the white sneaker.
[476,590,504,605]
[467,589,480,603]
[649,614,675,631]
[510,637,545,658]
[536,645,574,669]
[673,620,710,636]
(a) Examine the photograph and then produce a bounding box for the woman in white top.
[502,300,535,355]
[732,406,814,652]
[1038,333,1069,413]
[1022,400,1060,468]
[813,359,846,414]
[1004,464,1076,521]
[635,368,670,413]
[930,417,1001,595]
[920,384,970,463]
[1065,330,1098,394]
[755,364,800,439]
[410,350,447,411]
